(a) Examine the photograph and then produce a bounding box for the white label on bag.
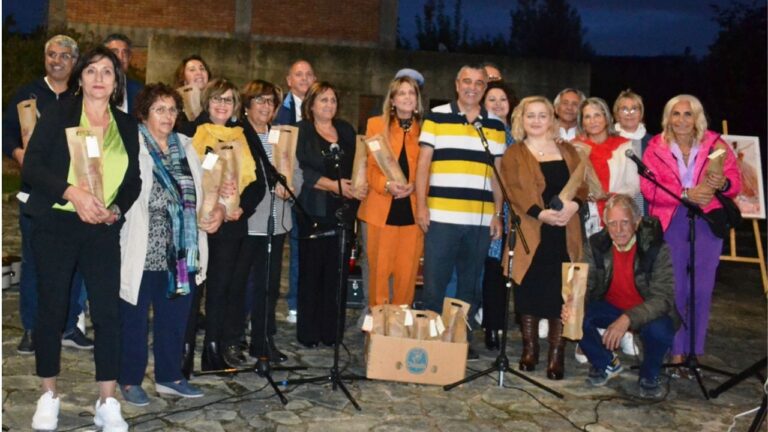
[201,153,219,170]
[429,319,438,337]
[268,129,281,145]
[362,314,373,332]
[435,315,446,334]
[708,148,725,159]
[367,139,381,152]
[16,191,29,203]
[86,136,100,157]
[404,310,413,326]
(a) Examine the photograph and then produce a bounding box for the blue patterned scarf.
[139,124,199,297]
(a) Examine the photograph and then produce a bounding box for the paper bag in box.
[215,140,242,217]
[17,98,37,148]
[271,125,298,190]
[562,262,589,340]
[384,304,412,338]
[412,310,443,341]
[65,127,105,203]
[177,85,202,121]
[366,134,406,184]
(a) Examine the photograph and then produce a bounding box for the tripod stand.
[444,122,562,398]
[633,160,731,399]
[284,142,366,410]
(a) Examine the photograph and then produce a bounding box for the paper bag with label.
[271,125,298,190]
[215,140,242,217]
[366,134,407,184]
[562,262,589,340]
[177,85,202,121]
[198,153,224,224]
[412,310,443,341]
[440,297,470,343]
[384,304,413,338]
[66,127,105,203]
[351,135,368,193]
[17,98,37,148]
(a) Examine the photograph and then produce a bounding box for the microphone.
[472,121,490,151]
[329,143,340,153]
[322,142,344,161]
[625,149,652,177]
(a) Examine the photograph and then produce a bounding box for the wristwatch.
[681,188,689,200]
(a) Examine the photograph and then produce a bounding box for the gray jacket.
[585,216,681,330]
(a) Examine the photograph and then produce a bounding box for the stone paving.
[2,189,767,431]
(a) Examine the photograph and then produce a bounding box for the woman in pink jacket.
[640,94,740,377]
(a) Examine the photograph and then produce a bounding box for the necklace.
[525,140,545,156]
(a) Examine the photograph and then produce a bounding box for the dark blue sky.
[4,0,736,57]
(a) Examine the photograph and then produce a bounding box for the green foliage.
[509,0,593,60]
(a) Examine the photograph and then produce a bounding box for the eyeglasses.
[253,96,275,106]
[620,106,640,115]
[151,106,179,116]
[47,51,74,61]
[211,96,234,106]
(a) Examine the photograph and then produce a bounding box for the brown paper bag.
[366,134,407,184]
[366,305,387,335]
[440,297,470,343]
[412,310,442,341]
[197,154,224,224]
[17,98,37,148]
[65,127,105,203]
[215,140,242,217]
[558,153,587,202]
[270,125,298,191]
[562,262,589,340]
[177,85,202,121]
[384,305,412,338]
[573,143,606,200]
[351,135,368,193]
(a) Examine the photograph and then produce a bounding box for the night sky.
[4,0,738,57]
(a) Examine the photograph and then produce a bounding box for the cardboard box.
[365,333,468,385]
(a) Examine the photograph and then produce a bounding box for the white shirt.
[559,126,577,141]
[293,93,303,122]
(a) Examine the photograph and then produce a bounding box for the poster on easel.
[722,135,764,219]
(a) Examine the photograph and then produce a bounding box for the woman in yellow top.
[22,46,141,432]
[188,78,265,370]
[357,76,423,307]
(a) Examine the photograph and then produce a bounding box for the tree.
[508,0,593,60]
[414,0,469,52]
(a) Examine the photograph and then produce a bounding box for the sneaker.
[155,379,204,398]
[119,384,150,407]
[574,345,588,364]
[620,332,639,356]
[31,391,60,431]
[286,310,297,324]
[639,376,663,399]
[77,311,87,335]
[94,397,128,432]
[586,355,623,386]
[538,319,549,339]
[17,329,34,355]
[62,327,94,350]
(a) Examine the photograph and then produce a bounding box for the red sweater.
[605,244,644,310]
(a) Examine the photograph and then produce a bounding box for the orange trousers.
[366,223,423,307]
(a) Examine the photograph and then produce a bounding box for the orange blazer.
[357,115,421,227]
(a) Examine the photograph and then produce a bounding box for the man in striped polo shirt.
[415,65,506,354]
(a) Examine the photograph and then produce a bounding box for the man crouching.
[563,194,679,399]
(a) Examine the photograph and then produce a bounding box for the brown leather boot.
[519,315,540,371]
[546,318,565,380]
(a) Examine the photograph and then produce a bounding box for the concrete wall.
[147,34,590,130]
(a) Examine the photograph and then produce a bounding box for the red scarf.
[580,135,628,220]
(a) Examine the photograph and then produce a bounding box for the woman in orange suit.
[357,76,423,307]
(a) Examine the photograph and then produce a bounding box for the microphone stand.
[445,123,563,399]
[632,162,731,399]
[284,144,366,410]
[196,138,306,405]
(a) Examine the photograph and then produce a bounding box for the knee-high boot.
[519,315,539,371]
[547,318,565,380]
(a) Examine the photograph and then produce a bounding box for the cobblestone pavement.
[2,193,767,431]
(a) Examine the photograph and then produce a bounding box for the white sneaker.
[31,391,60,431]
[94,397,128,432]
[538,319,549,339]
[77,311,87,335]
[286,310,297,324]
[620,332,639,356]
[574,345,588,364]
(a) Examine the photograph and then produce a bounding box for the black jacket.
[21,94,141,221]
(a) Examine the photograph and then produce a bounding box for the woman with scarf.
[613,90,652,213]
[189,78,264,370]
[117,84,223,405]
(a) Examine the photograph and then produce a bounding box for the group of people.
[3,33,741,430]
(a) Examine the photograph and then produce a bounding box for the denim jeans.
[19,201,86,333]
[422,222,490,320]
[579,300,674,380]
[286,210,300,311]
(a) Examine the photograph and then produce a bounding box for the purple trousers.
[664,205,722,356]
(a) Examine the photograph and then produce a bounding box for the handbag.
[706,191,742,238]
